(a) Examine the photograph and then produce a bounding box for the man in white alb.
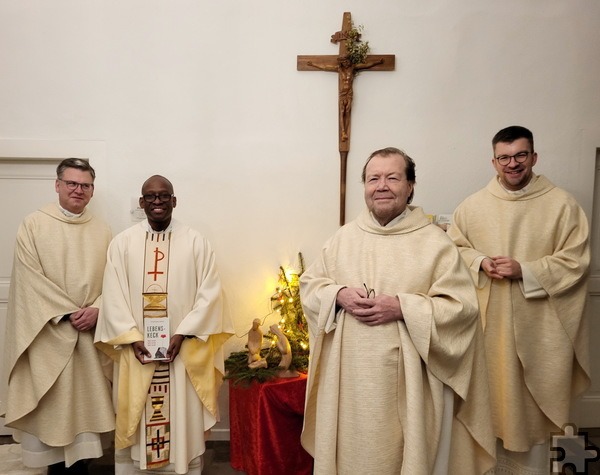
[96,175,233,475]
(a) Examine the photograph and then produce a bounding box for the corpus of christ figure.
[297,12,395,225]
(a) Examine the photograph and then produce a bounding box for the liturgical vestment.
[300,207,496,475]
[448,175,590,454]
[1,203,115,467]
[96,220,233,475]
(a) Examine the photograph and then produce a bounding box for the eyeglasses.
[363,283,375,299]
[495,151,531,166]
[142,193,174,203]
[58,179,94,192]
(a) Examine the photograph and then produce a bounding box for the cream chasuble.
[300,207,496,475]
[448,175,590,473]
[96,220,234,475]
[1,203,114,467]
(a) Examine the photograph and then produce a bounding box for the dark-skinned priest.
[95,175,233,475]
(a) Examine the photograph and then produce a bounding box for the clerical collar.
[498,174,537,196]
[369,207,409,227]
[146,222,173,234]
[58,204,83,218]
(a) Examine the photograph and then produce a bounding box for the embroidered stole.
[143,231,171,469]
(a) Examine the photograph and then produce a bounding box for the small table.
[229,374,313,475]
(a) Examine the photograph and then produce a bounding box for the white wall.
[1,0,599,375]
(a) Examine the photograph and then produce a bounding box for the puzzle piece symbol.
[551,423,600,474]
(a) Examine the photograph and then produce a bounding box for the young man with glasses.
[2,158,115,474]
[448,126,591,474]
[95,175,233,475]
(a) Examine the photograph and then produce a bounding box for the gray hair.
[361,147,416,204]
[56,158,96,180]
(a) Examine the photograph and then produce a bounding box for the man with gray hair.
[300,147,495,474]
[1,158,115,474]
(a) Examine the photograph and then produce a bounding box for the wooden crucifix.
[298,12,395,225]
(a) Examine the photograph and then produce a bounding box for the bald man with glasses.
[96,175,233,475]
[448,126,591,474]
[1,158,115,474]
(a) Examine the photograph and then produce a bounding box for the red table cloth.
[229,374,313,475]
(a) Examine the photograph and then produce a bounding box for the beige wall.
[1,0,600,437]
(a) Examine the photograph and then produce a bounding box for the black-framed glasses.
[58,179,94,192]
[495,151,531,166]
[363,283,375,298]
[142,193,174,203]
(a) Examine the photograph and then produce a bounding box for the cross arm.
[355,55,395,71]
[297,55,339,71]
[297,54,395,72]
